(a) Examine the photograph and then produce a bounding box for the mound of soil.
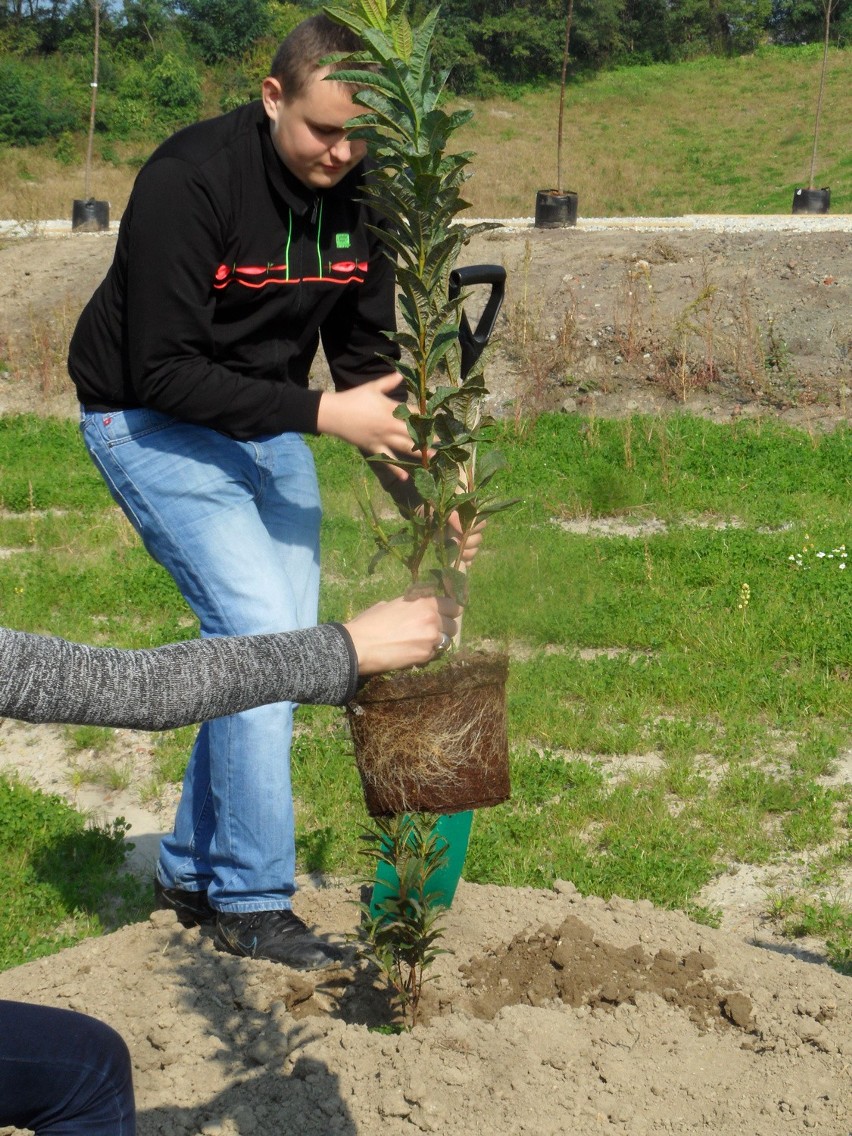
[0,220,850,431]
[0,879,850,1135]
[469,222,851,434]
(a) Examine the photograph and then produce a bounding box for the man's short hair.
[270,14,366,101]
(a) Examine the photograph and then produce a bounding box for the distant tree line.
[0,0,849,145]
[433,0,852,88]
[430,0,851,89]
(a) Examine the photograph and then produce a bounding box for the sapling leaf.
[427,385,463,414]
[475,448,508,481]
[347,87,410,135]
[366,548,389,575]
[362,0,389,26]
[409,7,440,78]
[333,69,400,102]
[452,498,479,530]
[473,497,522,518]
[366,453,420,487]
[424,328,460,374]
[412,467,440,504]
[436,443,472,466]
[433,565,469,603]
[388,13,414,60]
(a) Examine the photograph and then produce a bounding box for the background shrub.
[0,58,80,146]
[146,52,202,129]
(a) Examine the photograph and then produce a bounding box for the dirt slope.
[1,218,850,429]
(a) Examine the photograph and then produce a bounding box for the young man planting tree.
[68,13,480,970]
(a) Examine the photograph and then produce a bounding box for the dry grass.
[0,299,76,399]
[454,47,851,217]
[501,238,581,421]
[1,48,850,223]
[605,255,800,406]
[0,141,146,224]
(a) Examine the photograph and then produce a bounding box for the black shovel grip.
[448,264,507,380]
[448,264,507,295]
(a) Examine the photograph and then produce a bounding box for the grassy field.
[0,413,849,970]
[457,44,852,217]
[0,44,849,222]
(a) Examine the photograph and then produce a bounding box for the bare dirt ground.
[1,217,851,429]
[472,218,852,434]
[0,219,850,1136]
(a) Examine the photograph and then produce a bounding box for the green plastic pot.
[369,810,473,917]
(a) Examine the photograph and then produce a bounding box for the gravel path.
[3,213,852,239]
[482,213,852,234]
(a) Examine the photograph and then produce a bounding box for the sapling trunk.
[84,0,101,200]
[556,0,574,195]
[808,0,835,190]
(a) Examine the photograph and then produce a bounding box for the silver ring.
[435,632,451,655]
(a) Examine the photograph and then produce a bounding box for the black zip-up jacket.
[68,100,400,441]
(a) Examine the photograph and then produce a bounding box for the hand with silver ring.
[343,593,461,674]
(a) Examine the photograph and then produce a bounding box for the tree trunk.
[84,0,100,200]
[556,0,574,195]
[808,0,834,189]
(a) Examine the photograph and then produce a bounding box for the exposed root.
[354,696,495,800]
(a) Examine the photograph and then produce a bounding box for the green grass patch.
[7,46,852,222]
[770,886,852,975]
[0,777,149,970]
[453,46,852,216]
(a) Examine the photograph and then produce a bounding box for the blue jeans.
[0,1000,135,1135]
[80,407,322,911]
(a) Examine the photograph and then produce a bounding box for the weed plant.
[500,248,843,418]
[0,413,850,970]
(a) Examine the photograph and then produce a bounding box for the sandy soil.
[0,219,850,1135]
[1,879,852,1135]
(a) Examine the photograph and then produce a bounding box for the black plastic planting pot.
[791,187,830,215]
[72,198,110,232]
[534,189,578,229]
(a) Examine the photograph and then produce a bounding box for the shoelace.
[235,910,310,936]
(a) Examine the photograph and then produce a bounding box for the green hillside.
[456,46,852,217]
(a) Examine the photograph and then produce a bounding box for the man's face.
[262,67,367,190]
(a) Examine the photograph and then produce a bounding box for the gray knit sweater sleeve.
[0,623,359,730]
